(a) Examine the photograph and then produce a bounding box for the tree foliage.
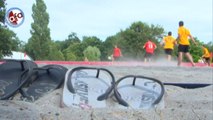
[0,28,13,58]
[0,0,6,24]
[189,39,203,62]
[82,36,105,59]
[48,42,65,60]
[0,31,23,58]
[82,36,102,47]
[104,21,164,60]
[65,52,76,61]
[63,43,84,61]
[25,0,51,60]
[205,41,213,53]
[54,32,81,61]
[0,1,23,58]
[83,46,101,61]
[56,32,80,51]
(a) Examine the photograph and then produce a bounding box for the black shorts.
[164,49,173,55]
[203,57,210,62]
[113,56,120,61]
[178,44,190,53]
[144,52,153,58]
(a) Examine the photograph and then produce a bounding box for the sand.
[0,65,212,120]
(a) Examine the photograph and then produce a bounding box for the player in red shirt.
[113,45,122,61]
[143,40,157,62]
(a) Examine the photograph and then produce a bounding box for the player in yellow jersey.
[201,45,211,66]
[177,21,197,66]
[161,32,177,61]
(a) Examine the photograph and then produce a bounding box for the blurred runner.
[176,21,197,66]
[201,45,211,66]
[161,31,177,61]
[143,40,157,62]
[113,45,122,61]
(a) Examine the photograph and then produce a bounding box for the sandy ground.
[0,65,212,120]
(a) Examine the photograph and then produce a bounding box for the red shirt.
[143,41,156,54]
[113,48,121,57]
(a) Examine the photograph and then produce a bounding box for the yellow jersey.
[163,36,176,49]
[203,47,210,58]
[178,26,191,45]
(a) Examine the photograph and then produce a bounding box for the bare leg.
[207,61,211,66]
[185,52,195,66]
[167,55,171,61]
[178,52,183,66]
[144,58,147,62]
[207,59,211,66]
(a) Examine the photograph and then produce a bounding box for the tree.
[0,0,6,25]
[65,52,76,61]
[205,41,213,53]
[0,28,12,58]
[189,38,204,62]
[0,0,8,58]
[0,1,23,58]
[83,46,101,61]
[26,0,51,60]
[103,21,164,60]
[82,36,102,47]
[122,22,164,59]
[54,32,81,61]
[63,43,84,61]
[103,37,115,60]
[56,32,81,51]
[82,36,104,60]
[48,42,65,60]
[66,32,80,45]
[0,28,23,59]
